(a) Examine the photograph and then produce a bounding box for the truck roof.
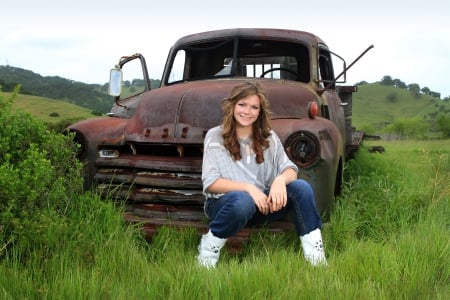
[172,28,326,48]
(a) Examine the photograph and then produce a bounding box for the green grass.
[6,92,95,124]
[0,140,448,299]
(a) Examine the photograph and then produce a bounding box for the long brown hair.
[221,81,271,163]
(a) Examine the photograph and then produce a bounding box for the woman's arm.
[207,178,250,194]
[207,178,272,215]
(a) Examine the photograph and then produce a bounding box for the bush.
[0,86,83,258]
[382,117,429,140]
[436,113,450,138]
[45,117,85,133]
[91,110,103,116]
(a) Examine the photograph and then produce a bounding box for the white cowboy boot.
[197,230,227,269]
[300,228,327,266]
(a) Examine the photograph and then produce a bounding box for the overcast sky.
[2,0,449,97]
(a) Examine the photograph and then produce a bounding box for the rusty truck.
[67,28,372,240]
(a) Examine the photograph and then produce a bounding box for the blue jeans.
[204,179,322,238]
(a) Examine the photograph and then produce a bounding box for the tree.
[380,75,394,86]
[421,87,431,95]
[408,83,421,98]
[132,78,144,86]
[355,80,368,86]
[393,78,407,89]
[429,91,441,99]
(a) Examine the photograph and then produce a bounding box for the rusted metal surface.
[96,169,201,188]
[99,184,205,204]
[346,130,365,159]
[96,154,203,172]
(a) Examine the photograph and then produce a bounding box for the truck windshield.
[167,38,310,84]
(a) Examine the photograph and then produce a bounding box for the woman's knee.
[287,179,313,197]
[224,191,256,217]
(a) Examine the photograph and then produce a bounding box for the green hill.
[352,83,450,135]
[0,65,161,114]
[6,92,95,124]
[0,65,114,113]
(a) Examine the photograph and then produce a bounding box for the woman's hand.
[246,184,271,215]
[267,175,288,213]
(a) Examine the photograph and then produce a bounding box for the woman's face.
[233,94,261,129]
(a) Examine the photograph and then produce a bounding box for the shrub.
[382,117,429,140]
[0,86,83,258]
[45,118,84,133]
[436,113,450,138]
[386,92,398,103]
[91,110,103,116]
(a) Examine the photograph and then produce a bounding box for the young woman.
[198,81,327,268]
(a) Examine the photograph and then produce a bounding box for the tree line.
[357,75,445,100]
[0,65,160,113]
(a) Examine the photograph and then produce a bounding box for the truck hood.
[123,79,317,144]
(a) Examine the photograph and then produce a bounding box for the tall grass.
[0,140,448,299]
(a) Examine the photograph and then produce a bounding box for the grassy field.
[0,139,448,299]
[6,92,95,124]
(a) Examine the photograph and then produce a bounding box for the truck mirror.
[108,66,122,97]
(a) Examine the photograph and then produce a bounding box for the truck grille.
[95,143,204,205]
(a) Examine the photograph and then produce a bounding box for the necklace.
[238,137,253,164]
[238,137,251,145]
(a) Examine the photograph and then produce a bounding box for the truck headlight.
[99,149,120,158]
[285,131,321,168]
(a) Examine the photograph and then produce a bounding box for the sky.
[2,0,450,97]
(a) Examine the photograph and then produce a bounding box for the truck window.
[166,38,310,84]
[318,47,343,89]
[319,51,334,82]
[168,50,186,83]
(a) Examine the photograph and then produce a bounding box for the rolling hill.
[352,83,450,132]
[0,65,114,113]
[0,65,160,114]
[5,92,96,124]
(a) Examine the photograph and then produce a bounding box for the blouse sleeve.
[201,127,225,193]
[271,131,299,175]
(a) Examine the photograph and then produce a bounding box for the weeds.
[0,88,448,298]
